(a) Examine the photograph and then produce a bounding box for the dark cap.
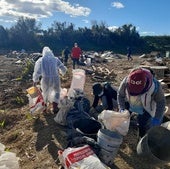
[92,83,103,96]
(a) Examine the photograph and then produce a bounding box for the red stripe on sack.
[66,146,94,167]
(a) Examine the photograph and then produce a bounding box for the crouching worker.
[117,67,166,138]
[91,82,118,114]
[32,46,67,114]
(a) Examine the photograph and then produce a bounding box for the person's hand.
[89,107,99,120]
[151,118,161,127]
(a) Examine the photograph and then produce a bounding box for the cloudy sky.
[0,0,170,36]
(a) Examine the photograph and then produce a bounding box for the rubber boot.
[52,102,59,114]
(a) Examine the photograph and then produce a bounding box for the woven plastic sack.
[98,110,130,136]
[54,97,74,126]
[27,87,45,113]
[0,143,20,169]
[58,145,109,169]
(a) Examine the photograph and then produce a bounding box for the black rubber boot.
[52,102,59,114]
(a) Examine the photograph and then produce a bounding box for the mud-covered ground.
[0,53,170,169]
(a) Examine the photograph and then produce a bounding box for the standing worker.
[71,42,82,69]
[127,47,133,61]
[63,46,70,66]
[117,67,166,138]
[32,46,67,114]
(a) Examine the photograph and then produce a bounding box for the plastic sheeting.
[0,143,20,169]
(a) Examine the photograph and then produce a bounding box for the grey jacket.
[117,77,166,120]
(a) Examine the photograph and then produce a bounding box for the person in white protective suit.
[32,46,67,113]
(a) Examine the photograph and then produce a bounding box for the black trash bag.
[66,108,90,129]
[73,96,91,114]
[67,136,101,155]
[66,96,101,143]
[73,118,102,135]
[66,108,91,142]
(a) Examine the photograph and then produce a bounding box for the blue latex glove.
[151,118,161,127]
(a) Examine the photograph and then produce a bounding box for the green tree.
[0,26,9,49]
[8,17,41,50]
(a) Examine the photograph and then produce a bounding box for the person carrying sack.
[32,46,67,114]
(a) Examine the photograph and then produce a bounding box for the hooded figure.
[33,46,67,113]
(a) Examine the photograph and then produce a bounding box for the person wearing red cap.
[117,67,166,138]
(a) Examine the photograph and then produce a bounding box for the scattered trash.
[0,143,20,169]
[26,87,45,114]
[98,110,130,136]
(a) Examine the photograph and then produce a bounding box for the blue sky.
[0,0,170,36]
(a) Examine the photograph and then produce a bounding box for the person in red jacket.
[71,43,82,69]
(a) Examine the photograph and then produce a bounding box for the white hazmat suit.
[33,46,67,112]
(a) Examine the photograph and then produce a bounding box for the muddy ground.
[0,53,170,169]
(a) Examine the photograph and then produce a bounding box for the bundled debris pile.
[90,66,117,82]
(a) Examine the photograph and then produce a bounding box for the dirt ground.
[0,53,170,169]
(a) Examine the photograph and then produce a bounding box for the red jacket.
[71,47,82,59]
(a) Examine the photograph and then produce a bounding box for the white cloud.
[51,1,91,17]
[136,26,140,31]
[0,18,16,23]
[111,2,124,9]
[82,19,89,24]
[108,26,118,32]
[136,26,156,35]
[0,0,91,24]
[140,31,156,36]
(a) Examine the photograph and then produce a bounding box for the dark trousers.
[127,54,133,60]
[137,110,152,137]
[64,56,68,66]
[72,58,79,69]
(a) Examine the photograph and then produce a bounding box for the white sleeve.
[32,58,42,82]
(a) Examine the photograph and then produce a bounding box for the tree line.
[0,17,170,55]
